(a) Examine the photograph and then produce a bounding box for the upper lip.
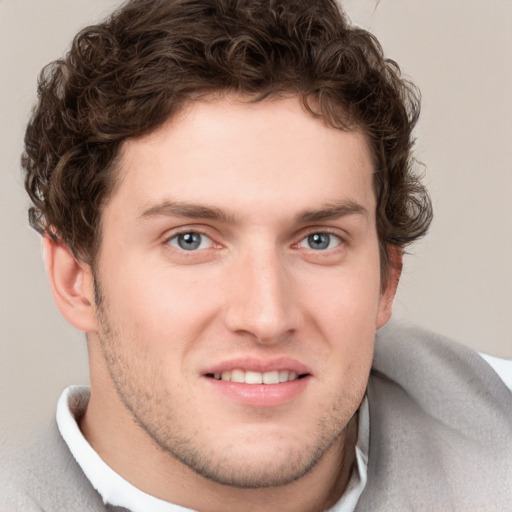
[202,356,312,376]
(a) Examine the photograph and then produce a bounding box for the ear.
[376,245,403,329]
[43,234,99,333]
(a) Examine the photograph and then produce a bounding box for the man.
[1,0,511,510]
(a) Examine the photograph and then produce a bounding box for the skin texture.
[45,95,400,512]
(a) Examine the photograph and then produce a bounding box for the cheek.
[299,257,382,365]
[100,259,222,346]
[301,256,382,323]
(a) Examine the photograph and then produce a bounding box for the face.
[88,96,396,488]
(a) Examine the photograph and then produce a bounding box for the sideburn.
[92,271,104,308]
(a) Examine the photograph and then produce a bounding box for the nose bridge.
[224,241,297,343]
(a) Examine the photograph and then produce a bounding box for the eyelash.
[165,229,216,251]
[297,230,343,251]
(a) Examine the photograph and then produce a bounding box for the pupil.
[308,233,330,250]
[178,233,201,250]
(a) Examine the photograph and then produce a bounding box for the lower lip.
[205,376,311,408]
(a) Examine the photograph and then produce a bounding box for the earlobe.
[43,234,99,333]
[376,245,403,329]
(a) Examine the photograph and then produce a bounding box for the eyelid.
[298,232,342,250]
[294,226,347,247]
[167,232,213,250]
[162,225,221,249]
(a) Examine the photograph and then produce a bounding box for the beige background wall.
[1,0,511,445]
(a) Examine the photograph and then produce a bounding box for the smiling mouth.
[205,369,309,384]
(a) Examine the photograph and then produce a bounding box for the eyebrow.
[296,200,369,223]
[139,199,368,224]
[140,200,236,223]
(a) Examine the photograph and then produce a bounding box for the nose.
[223,246,301,344]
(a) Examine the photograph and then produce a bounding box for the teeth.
[213,369,302,384]
[231,369,244,383]
[263,371,279,384]
[245,371,263,384]
[279,370,289,382]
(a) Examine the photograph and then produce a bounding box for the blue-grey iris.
[307,233,330,250]
[177,232,202,250]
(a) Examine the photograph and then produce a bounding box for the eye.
[167,232,213,251]
[299,232,341,251]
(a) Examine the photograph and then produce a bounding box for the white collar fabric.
[56,385,369,512]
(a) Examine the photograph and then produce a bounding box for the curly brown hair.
[23,0,432,281]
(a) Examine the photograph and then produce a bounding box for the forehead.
[110,96,376,222]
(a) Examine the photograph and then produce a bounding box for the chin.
[177,441,328,488]
[149,419,345,489]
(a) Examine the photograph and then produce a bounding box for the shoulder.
[0,440,38,511]
[373,320,511,404]
[361,321,512,511]
[371,320,512,441]
[0,420,107,512]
